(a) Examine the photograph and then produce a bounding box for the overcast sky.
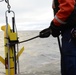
[0,0,53,30]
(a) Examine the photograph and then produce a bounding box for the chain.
[5,0,11,12]
[0,0,11,12]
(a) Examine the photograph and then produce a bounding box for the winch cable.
[57,36,62,54]
[18,35,39,44]
[5,35,40,46]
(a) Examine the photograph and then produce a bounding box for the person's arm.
[53,0,75,26]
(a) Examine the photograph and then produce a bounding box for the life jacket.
[53,0,76,27]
